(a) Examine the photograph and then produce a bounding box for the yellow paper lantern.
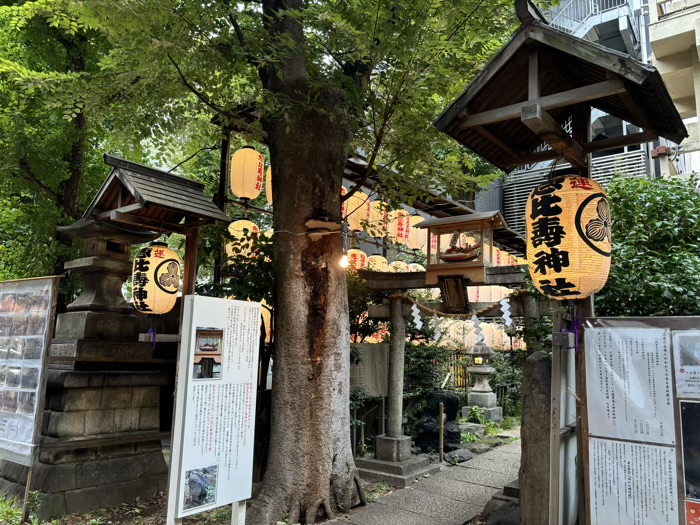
[407,216,427,250]
[388,210,410,245]
[367,255,389,272]
[347,249,368,270]
[265,166,273,205]
[526,176,611,300]
[226,220,260,258]
[345,192,370,231]
[389,260,409,273]
[132,242,181,314]
[408,263,426,272]
[367,201,388,238]
[230,147,264,200]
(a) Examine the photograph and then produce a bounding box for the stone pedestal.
[463,390,503,422]
[0,370,169,519]
[375,435,411,462]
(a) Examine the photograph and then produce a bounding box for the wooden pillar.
[386,291,406,439]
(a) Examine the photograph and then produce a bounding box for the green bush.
[490,350,526,418]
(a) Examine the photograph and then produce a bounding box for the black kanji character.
[133,272,149,287]
[530,216,566,248]
[133,258,150,272]
[532,179,563,197]
[133,288,149,301]
[530,193,563,220]
[532,248,570,274]
[538,279,580,297]
[133,300,152,312]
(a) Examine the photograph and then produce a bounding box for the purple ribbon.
[148,316,157,352]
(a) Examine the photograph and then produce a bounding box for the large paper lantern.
[132,242,181,314]
[367,255,389,272]
[265,166,273,205]
[345,192,370,231]
[526,176,611,300]
[230,147,264,200]
[367,201,388,238]
[347,249,368,270]
[388,210,410,245]
[226,220,260,258]
[389,261,409,273]
[407,216,427,250]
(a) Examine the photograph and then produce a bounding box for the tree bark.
[247,2,362,523]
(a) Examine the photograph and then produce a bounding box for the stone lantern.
[463,341,502,422]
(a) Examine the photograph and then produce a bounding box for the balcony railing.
[546,0,634,38]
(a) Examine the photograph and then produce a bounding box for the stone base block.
[355,455,442,488]
[462,405,503,422]
[54,312,140,341]
[0,448,167,520]
[375,435,411,462]
[467,391,497,409]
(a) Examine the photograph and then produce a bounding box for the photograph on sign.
[0,277,57,465]
[167,296,261,521]
[193,328,224,380]
[681,401,700,501]
[687,500,700,525]
[184,465,217,510]
[673,331,700,399]
[584,327,675,445]
[588,437,679,525]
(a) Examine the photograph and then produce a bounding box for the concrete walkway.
[336,440,521,525]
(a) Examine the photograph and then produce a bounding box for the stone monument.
[462,341,503,422]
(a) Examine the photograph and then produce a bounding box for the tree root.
[304,498,334,524]
[354,474,367,506]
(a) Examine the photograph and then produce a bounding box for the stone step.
[503,478,520,499]
[355,455,431,476]
[357,460,442,489]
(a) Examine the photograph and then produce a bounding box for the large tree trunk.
[247,3,361,523]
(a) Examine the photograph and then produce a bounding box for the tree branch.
[15,159,65,210]
[228,13,258,67]
[167,54,230,116]
[168,145,221,172]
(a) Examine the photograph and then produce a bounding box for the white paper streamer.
[433,314,441,342]
[472,314,484,343]
[411,303,423,330]
[500,298,512,327]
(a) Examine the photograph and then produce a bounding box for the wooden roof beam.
[458,79,625,129]
[521,104,587,170]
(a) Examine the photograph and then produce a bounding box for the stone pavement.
[334,440,521,525]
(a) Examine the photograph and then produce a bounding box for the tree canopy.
[597,176,700,317]
[0,1,527,523]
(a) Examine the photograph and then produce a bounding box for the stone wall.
[0,370,169,519]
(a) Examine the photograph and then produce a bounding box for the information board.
[582,318,700,525]
[167,296,260,521]
[0,277,58,466]
[585,327,674,445]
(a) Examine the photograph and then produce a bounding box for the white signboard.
[167,296,260,521]
[673,330,700,399]
[0,277,57,466]
[588,437,679,525]
[584,327,675,445]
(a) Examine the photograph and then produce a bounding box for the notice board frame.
[580,316,700,525]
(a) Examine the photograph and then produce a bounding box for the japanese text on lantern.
[529,178,579,298]
[133,247,153,312]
